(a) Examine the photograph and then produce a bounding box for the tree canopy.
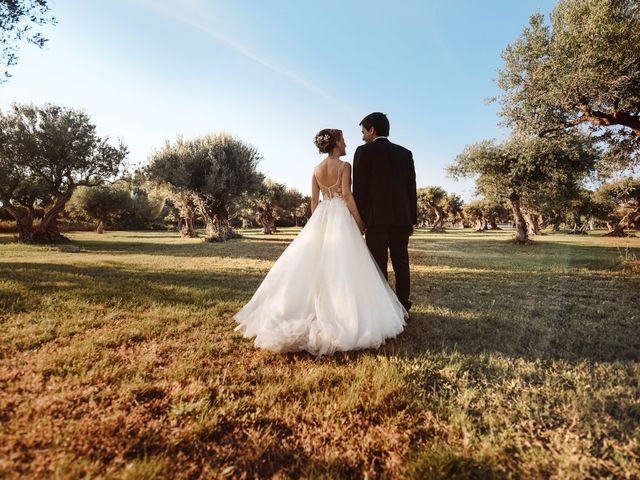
[496,0,640,169]
[1,0,56,82]
[450,132,600,242]
[68,183,131,234]
[592,177,640,235]
[417,186,448,231]
[463,199,510,231]
[147,133,263,241]
[0,103,128,242]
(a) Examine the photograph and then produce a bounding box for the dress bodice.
[316,162,345,200]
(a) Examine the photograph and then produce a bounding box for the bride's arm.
[341,163,365,233]
[311,171,320,214]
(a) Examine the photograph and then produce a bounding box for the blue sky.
[1,0,557,199]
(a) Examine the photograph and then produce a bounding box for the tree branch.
[578,103,640,136]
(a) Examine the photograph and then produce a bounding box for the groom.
[353,112,417,312]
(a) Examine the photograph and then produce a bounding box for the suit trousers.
[365,225,412,311]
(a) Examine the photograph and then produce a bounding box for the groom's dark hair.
[360,112,390,137]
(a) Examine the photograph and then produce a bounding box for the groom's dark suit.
[353,137,417,311]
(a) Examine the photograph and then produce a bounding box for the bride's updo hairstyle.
[314,128,342,154]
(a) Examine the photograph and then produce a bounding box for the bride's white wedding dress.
[234,162,407,356]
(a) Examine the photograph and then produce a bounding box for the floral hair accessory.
[313,129,341,152]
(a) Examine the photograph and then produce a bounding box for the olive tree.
[147,133,263,241]
[254,180,287,234]
[68,182,131,233]
[444,192,464,228]
[592,177,640,236]
[462,200,486,231]
[463,199,510,231]
[496,0,640,169]
[417,186,448,232]
[235,181,309,233]
[450,133,599,243]
[0,103,128,242]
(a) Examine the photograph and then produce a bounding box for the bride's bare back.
[311,158,364,231]
[314,159,345,197]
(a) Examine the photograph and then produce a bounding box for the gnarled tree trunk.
[2,203,34,241]
[429,203,446,232]
[605,204,640,237]
[605,213,631,237]
[257,202,276,234]
[180,215,197,237]
[3,195,70,243]
[261,222,275,234]
[96,220,105,234]
[196,196,239,242]
[569,222,588,235]
[510,193,529,243]
[523,210,541,236]
[178,194,198,237]
[604,222,627,236]
[31,194,71,243]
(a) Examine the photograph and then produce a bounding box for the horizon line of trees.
[0,102,638,242]
[0,99,636,241]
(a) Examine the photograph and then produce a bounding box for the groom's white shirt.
[373,136,388,141]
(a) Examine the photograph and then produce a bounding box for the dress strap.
[328,162,345,188]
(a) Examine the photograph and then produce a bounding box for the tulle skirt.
[234,197,407,356]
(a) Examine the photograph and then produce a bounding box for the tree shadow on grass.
[1,232,292,261]
[0,235,15,245]
[110,233,186,239]
[395,235,640,362]
[282,265,640,364]
[121,417,384,480]
[0,262,263,315]
[71,235,634,270]
[242,236,294,243]
[70,238,290,261]
[409,237,637,272]
[385,267,640,363]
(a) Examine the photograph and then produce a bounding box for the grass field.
[0,228,639,479]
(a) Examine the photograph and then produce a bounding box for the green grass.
[0,228,639,479]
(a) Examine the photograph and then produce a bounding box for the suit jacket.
[353,138,417,228]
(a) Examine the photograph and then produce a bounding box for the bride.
[234,128,407,356]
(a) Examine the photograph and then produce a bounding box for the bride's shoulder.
[312,161,324,174]
[338,161,352,178]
